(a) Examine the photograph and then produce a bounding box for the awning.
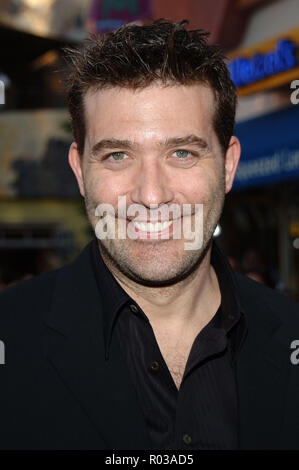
[233,105,299,190]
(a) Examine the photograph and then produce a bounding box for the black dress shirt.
[90,238,247,450]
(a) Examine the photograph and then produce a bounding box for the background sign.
[88,0,152,33]
[228,26,299,96]
[229,39,297,88]
[233,105,299,190]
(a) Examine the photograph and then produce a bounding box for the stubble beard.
[83,175,226,288]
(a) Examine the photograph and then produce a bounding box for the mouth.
[125,218,181,240]
[132,220,173,233]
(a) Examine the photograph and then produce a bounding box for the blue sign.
[233,105,299,190]
[229,39,297,88]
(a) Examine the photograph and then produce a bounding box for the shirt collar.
[90,236,247,360]
[210,241,248,360]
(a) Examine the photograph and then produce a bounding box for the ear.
[68,142,85,197]
[224,136,241,194]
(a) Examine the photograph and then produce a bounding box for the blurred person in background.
[241,248,274,287]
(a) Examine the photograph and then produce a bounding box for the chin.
[130,266,177,283]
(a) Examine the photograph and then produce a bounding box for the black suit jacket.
[0,240,299,450]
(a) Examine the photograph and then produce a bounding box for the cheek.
[84,167,127,206]
[179,170,217,204]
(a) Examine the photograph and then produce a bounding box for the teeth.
[132,221,173,232]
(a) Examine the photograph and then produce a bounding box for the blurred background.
[0,0,298,301]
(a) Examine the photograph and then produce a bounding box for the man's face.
[69,83,240,286]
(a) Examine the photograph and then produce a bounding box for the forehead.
[84,83,217,146]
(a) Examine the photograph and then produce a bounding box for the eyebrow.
[91,139,133,155]
[90,134,209,156]
[163,135,209,150]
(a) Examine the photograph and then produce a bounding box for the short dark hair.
[63,19,237,156]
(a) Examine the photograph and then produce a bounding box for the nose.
[130,158,174,209]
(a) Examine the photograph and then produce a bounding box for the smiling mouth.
[131,220,173,233]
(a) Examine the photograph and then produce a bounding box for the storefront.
[221,27,299,300]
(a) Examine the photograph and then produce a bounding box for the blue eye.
[110,152,127,161]
[173,150,190,159]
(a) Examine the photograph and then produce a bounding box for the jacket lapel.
[43,242,151,450]
[236,287,292,449]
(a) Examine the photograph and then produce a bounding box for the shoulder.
[0,241,93,333]
[0,269,56,330]
[235,271,299,325]
[0,263,69,333]
[0,268,57,301]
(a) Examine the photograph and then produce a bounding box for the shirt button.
[130,304,138,314]
[150,360,160,371]
[182,433,192,445]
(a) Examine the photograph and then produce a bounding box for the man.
[0,19,299,450]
